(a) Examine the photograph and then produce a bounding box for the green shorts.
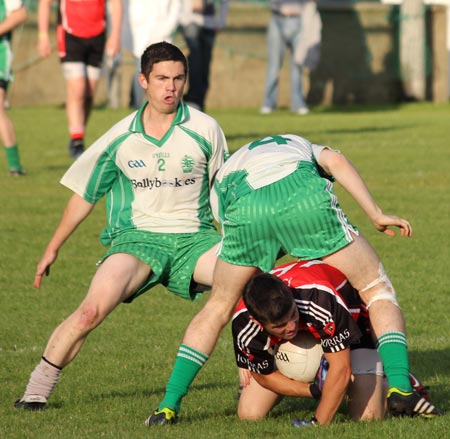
[217,165,358,271]
[102,229,221,302]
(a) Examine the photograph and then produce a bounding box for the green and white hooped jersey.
[61,102,229,244]
[0,0,23,82]
[211,134,326,221]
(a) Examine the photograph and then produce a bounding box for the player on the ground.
[234,260,433,424]
[0,0,27,176]
[37,0,122,158]
[148,133,441,425]
[14,41,229,411]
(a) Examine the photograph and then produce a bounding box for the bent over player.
[14,42,229,411]
[149,133,440,424]
[234,260,432,424]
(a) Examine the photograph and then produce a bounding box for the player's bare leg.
[322,232,441,418]
[347,374,387,420]
[147,259,259,425]
[65,76,87,158]
[237,375,282,420]
[191,243,219,287]
[65,72,98,159]
[84,74,98,125]
[66,76,88,125]
[15,254,151,410]
[0,88,16,145]
[184,259,258,354]
[43,254,149,366]
[321,233,405,336]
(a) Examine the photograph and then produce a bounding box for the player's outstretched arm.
[317,148,412,237]
[33,193,94,288]
[251,370,313,398]
[314,349,351,424]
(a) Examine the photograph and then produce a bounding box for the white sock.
[21,357,61,402]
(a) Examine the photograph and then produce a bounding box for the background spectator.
[180,0,229,111]
[121,0,182,109]
[260,0,321,115]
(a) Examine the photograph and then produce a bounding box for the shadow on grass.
[316,104,404,114]
[88,381,234,404]
[45,165,74,172]
[43,350,449,418]
[316,124,417,136]
[224,123,416,149]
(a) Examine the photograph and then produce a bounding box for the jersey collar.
[128,101,190,135]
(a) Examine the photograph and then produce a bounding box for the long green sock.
[5,145,22,171]
[158,344,208,413]
[377,331,412,392]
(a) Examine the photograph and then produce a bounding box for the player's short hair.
[140,41,188,78]
[243,273,295,325]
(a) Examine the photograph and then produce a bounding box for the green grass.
[1,103,449,438]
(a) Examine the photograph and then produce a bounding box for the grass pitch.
[1,102,449,438]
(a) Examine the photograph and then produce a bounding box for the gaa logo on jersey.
[128,159,147,168]
[181,155,195,173]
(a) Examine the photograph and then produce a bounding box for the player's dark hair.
[243,273,295,325]
[140,41,188,77]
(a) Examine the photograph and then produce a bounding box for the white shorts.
[62,62,102,80]
[351,348,384,376]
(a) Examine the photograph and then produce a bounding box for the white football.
[275,331,323,383]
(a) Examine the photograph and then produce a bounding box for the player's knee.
[204,294,239,324]
[237,403,267,421]
[365,287,399,310]
[359,263,399,309]
[73,303,102,333]
[203,299,234,327]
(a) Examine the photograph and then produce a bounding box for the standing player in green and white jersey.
[0,0,27,176]
[149,134,441,425]
[14,41,229,412]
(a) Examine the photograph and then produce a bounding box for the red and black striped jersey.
[232,260,373,374]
